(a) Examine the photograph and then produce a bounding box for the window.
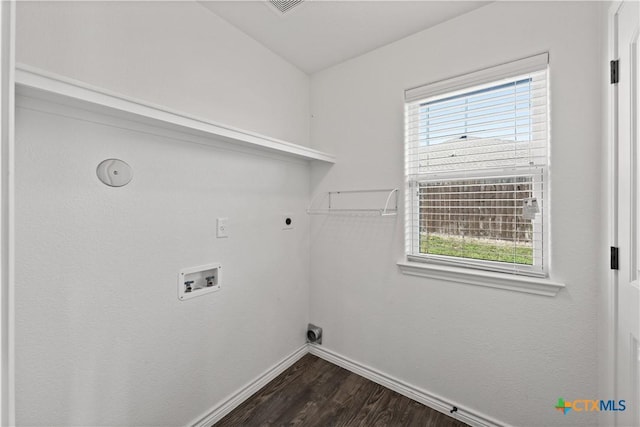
[404,54,549,277]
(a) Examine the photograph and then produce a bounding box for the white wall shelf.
[14,64,336,164]
[307,189,398,216]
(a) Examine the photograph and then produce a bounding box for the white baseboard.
[189,343,507,427]
[189,344,308,427]
[308,344,508,427]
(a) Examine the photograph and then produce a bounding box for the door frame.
[607,2,630,426]
[606,1,620,424]
[0,0,15,425]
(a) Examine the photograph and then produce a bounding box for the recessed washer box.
[178,262,221,301]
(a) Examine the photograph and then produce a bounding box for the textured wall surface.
[12,1,610,426]
[14,96,310,426]
[14,2,313,424]
[309,2,604,426]
[16,1,310,145]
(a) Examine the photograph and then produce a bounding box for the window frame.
[403,53,551,279]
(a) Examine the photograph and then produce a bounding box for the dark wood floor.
[215,354,469,427]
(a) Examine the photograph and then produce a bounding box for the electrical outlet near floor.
[282,214,294,230]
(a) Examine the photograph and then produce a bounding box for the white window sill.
[397,261,565,297]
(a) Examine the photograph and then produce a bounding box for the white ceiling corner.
[199,1,490,74]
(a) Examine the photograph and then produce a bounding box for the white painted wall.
[309,2,604,426]
[13,1,312,426]
[15,1,310,145]
[14,94,310,426]
[13,1,610,426]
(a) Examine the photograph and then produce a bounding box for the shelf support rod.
[382,188,399,216]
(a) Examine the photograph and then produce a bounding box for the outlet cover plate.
[282,214,294,230]
[217,217,229,238]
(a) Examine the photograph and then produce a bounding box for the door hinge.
[611,60,619,84]
[611,246,619,270]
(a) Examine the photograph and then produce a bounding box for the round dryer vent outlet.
[307,323,322,345]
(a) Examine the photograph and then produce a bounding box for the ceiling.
[199,1,489,74]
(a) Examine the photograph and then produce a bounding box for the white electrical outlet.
[217,217,229,238]
[282,214,294,230]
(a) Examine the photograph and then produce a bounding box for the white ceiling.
[199,1,489,74]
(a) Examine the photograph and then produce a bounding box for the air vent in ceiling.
[267,0,305,15]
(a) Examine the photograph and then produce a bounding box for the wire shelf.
[306,189,398,216]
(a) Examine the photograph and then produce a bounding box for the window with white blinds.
[404,54,549,276]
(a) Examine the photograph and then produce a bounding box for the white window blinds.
[404,54,549,276]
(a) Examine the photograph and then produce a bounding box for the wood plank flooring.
[214,354,469,427]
